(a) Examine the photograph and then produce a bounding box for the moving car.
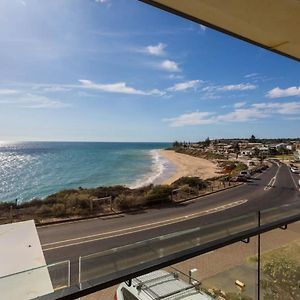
[115,270,214,300]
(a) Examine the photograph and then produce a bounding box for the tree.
[172,141,181,148]
[203,137,211,147]
[233,142,240,158]
[261,254,300,300]
[253,147,260,158]
[249,135,256,143]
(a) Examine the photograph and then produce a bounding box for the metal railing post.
[67,260,71,287]
[257,210,261,300]
[78,256,82,287]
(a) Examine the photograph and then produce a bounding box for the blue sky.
[0,0,299,142]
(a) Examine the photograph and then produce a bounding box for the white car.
[239,170,251,179]
[115,270,214,300]
[291,167,299,174]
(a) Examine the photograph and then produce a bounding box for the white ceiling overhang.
[141,0,300,61]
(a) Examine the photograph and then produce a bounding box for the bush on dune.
[37,204,53,217]
[91,185,130,198]
[172,176,208,189]
[145,185,173,203]
[115,194,146,209]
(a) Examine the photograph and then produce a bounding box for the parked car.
[291,166,299,174]
[261,165,269,171]
[114,270,214,300]
[234,175,248,182]
[239,170,251,179]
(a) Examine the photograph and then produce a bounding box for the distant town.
[172,136,300,164]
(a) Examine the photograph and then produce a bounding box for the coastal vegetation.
[0,175,234,224]
[174,146,225,160]
[0,135,278,225]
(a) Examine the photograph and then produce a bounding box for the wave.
[129,149,173,189]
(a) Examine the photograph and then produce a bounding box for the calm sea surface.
[0,142,172,203]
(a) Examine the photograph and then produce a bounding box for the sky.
[0,0,299,142]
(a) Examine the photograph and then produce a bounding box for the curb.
[35,208,142,227]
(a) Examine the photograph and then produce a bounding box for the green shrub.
[261,254,300,300]
[172,177,208,189]
[19,198,43,208]
[92,185,130,198]
[52,203,66,217]
[78,199,90,210]
[145,185,173,203]
[235,162,248,171]
[0,202,13,211]
[116,194,133,210]
[37,204,53,217]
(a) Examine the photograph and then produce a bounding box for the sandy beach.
[160,150,220,185]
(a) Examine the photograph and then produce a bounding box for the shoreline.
[1,147,219,203]
[158,149,220,185]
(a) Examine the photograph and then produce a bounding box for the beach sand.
[160,150,220,185]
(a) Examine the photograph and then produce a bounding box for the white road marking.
[264,163,281,191]
[264,177,276,191]
[289,168,300,191]
[42,199,248,251]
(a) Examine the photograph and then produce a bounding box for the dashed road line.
[264,177,276,191]
[264,163,281,191]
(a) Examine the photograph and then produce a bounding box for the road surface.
[38,162,299,284]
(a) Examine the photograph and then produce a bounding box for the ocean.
[0,142,173,203]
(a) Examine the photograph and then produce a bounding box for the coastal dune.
[159,150,220,185]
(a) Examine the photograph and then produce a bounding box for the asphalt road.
[38,162,300,284]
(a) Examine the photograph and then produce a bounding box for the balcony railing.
[1,201,300,300]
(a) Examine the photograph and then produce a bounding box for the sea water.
[0,141,173,203]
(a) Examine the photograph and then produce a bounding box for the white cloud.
[79,79,164,96]
[167,74,184,80]
[79,79,146,95]
[200,83,256,99]
[42,86,71,92]
[160,60,180,72]
[164,101,300,127]
[199,25,207,32]
[164,112,214,127]
[146,43,166,56]
[217,108,267,122]
[0,93,69,109]
[95,0,110,3]
[167,80,200,92]
[266,86,300,98]
[0,89,19,95]
[218,83,257,91]
[148,89,166,96]
[24,94,69,108]
[234,101,246,108]
[244,73,258,78]
[252,102,300,115]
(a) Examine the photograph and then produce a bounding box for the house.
[257,146,269,156]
